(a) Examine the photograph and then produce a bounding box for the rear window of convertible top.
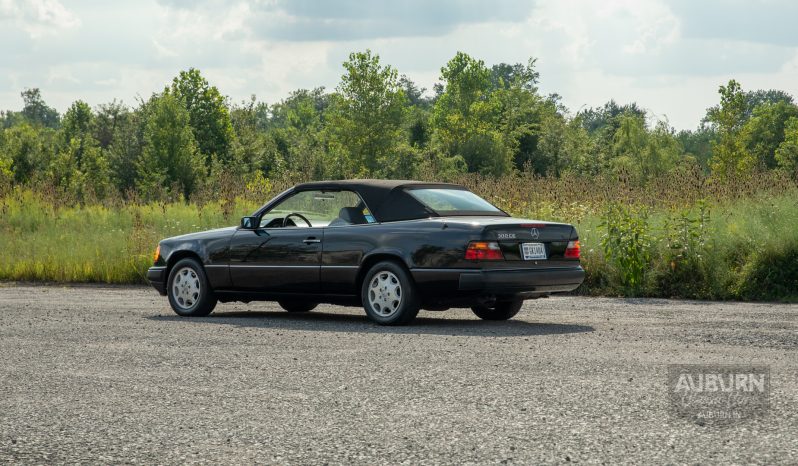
[405,188,505,216]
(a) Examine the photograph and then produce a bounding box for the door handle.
[303,237,321,244]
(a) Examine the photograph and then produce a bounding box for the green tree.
[104,103,145,196]
[61,101,114,196]
[611,114,681,182]
[579,100,647,135]
[677,126,714,172]
[48,139,83,199]
[706,80,755,177]
[269,88,331,179]
[0,156,11,191]
[92,100,129,149]
[433,52,491,124]
[431,52,510,175]
[520,110,561,174]
[80,140,113,200]
[740,101,798,170]
[406,105,431,149]
[61,100,93,146]
[170,68,234,168]
[88,100,142,196]
[137,93,203,200]
[559,118,595,175]
[489,59,539,91]
[743,89,794,119]
[399,75,432,109]
[0,110,25,129]
[327,50,409,177]
[775,117,798,176]
[492,76,548,174]
[48,137,112,201]
[20,88,59,128]
[230,96,280,177]
[645,121,682,178]
[0,130,12,190]
[611,113,648,178]
[1,123,57,183]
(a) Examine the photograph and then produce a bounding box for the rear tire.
[361,261,420,325]
[471,299,523,321]
[167,258,217,317]
[278,301,317,313]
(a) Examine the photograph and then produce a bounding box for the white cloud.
[2,0,798,131]
[0,0,80,38]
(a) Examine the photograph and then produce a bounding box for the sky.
[2,0,798,130]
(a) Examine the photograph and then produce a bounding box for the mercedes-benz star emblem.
[530,227,540,240]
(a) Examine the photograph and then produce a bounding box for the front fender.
[157,234,232,289]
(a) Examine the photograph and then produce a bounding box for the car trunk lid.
[481,221,577,262]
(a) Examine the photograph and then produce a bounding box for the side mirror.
[240,216,258,229]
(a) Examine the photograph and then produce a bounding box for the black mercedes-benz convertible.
[147,179,584,325]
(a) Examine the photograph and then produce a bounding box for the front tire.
[167,258,217,317]
[361,261,420,325]
[471,299,523,321]
[278,301,317,313]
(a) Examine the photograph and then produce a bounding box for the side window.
[259,190,374,228]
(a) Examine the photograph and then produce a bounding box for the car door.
[228,190,327,292]
[229,226,323,292]
[319,193,378,294]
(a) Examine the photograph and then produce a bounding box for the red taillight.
[465,241,504,260]
[153,245,161,263]
[564,240,580,259]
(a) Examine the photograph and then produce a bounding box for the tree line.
[1,50,797,203]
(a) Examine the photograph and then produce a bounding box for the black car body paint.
[148,180,585,309]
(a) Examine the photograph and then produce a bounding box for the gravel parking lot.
[1,285,796,464]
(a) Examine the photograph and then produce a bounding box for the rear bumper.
[458,266,585,294]
[147,266,167,295]
[411,265,585,298]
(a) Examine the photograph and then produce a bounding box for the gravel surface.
[1,285,796,464]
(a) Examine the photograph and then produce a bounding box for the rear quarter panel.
[319,219,482,294]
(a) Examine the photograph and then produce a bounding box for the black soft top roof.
[292,179,467,222]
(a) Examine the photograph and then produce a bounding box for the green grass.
[1,184,797,301]
[0,190,260,283]
[572,192,798,301]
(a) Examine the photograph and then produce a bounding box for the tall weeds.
[1,171,797,301]
[599,204,652,296]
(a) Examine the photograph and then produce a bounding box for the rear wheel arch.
[356,252,413,291]
[360,260,421,325]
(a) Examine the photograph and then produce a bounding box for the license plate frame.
[520,242,547,260]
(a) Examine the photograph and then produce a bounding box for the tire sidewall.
[361,261,419,325]
[278,301,318,313]
[471,299,523,320]
[167,258,215,317]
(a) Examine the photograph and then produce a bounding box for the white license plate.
[521,242,547,260]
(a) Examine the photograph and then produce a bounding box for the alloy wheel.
[172,266,201,310]
[367,271,403,317]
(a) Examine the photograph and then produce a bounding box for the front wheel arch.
[165,250,203,285]
[166,257,218,317]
